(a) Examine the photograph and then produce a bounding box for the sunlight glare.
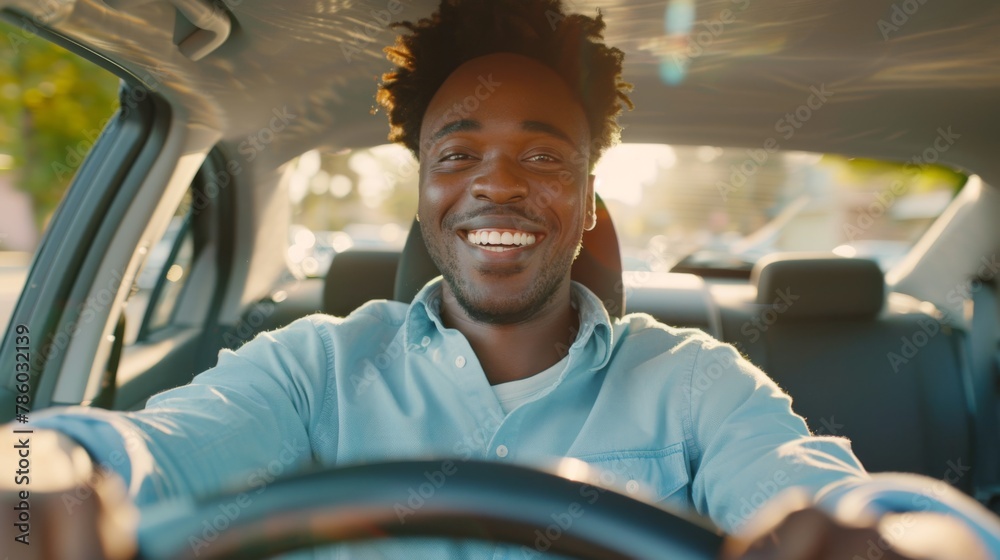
[594,144,676,206]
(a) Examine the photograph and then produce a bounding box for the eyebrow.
[431,119,481,142]
[521,120,574,145]
[428,119,576,145]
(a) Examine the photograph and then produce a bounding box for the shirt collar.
[566,281,613,370]
[403,276,613,371]
[403,277,444,344]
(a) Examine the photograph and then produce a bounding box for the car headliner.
[3,0,1000,181]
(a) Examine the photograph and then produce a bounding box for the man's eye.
[526,154,559,163]
[440,153,472,162]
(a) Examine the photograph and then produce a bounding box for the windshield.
[288,144,964,278]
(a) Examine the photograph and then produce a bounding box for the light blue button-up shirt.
[33,278,1000,558]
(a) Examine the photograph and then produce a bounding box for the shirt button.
[421,336,431,347]
[625,480,639,494]
[495,445,509,458]
[455,355,466,368]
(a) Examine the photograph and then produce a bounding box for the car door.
[0,10,229,419]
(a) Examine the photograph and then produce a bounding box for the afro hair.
[375,0,633,168]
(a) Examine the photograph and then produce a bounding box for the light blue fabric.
[32,278,998,558]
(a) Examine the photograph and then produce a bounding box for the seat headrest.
[393,195,625,318]
[751,253,884,319]
[324,250,399,317]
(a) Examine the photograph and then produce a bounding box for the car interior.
[246,180,996,502]
[1,0,999,536]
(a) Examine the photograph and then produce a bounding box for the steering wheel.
[136,460,723,560]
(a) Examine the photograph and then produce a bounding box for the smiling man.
[414,51,597,385]
[4,0,1000,559]
[376,1,631,390]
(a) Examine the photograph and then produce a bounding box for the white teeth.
[466,229,539,248]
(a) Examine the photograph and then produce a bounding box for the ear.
[584,174,597,231]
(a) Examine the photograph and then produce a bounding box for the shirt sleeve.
[30,315,334,506]
[685,338,870,533]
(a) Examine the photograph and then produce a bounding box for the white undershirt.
[491,356,569,414]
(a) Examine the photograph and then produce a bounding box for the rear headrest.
[324,250,399,317]
[751,253,884,319]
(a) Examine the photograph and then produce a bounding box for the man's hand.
[720,491,990,560]
[1,429,137,560]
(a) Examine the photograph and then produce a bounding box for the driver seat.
[393,194,625,319]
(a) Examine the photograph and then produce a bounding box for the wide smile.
[463,228,542,252]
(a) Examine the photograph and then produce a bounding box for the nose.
[469,155,529,204]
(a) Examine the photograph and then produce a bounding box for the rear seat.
[322,249,399,317]
[228,249,399,347]
[624,271,723,338]
[715,253,973,491]
[248,253,726,340]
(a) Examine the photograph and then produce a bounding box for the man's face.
[418,53,596,324]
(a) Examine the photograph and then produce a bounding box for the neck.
[440,283,579,385]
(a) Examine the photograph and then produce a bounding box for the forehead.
[420,53,590,146]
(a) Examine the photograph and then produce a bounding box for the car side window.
[123,190,195,345]
[0,18,119,333]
